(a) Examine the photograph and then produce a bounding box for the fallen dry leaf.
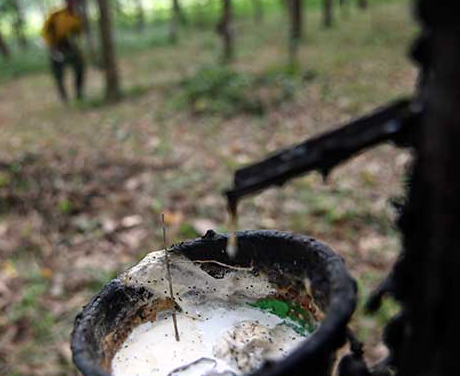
[121,215,143,228]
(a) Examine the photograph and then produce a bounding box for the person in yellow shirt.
[42,0,85,102]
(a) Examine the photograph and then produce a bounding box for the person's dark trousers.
[50,46,85,102]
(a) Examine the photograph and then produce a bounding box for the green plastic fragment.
[248,298,315,335]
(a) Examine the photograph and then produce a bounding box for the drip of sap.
[111,300,306,376]
[226,202,238,259]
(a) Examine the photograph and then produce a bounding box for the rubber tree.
[173,0,187,25]
[134,0,145,31]
[339,0,350,19]
[216,0,233,62]
[287,0,303,65]
[252,0,263,23]
[96,0,121,101]
[169,0,187,43]
[0,27,10,59]
[373,1,460,376]
[323,0,333,28]
[169,0,179,43]
[10,0,28,48]
[357,0,367,10]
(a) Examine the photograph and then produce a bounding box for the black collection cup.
[71,230,357,376]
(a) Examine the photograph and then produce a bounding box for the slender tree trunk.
[134,0,146,31]
[80,0,97,63]
[323,0,333,28]
[288,0,303,65]
[252,0,263,23]
[339,0,350,19]
[173,0,187,25]
[357,0,367,10]
[290,0,303,40]
[169,0,179,44]
[11,0,28,48]
[217,0,233,62]
[0,28,10,59]
[96,0,121,101]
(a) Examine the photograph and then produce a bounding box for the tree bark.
[134,0,146,31]
[11,0,28,48]
[323,0,333,28]
[0,28,10,59]
[96,0,121,102]
[217,0,233,62]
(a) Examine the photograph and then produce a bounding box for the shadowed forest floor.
[0,2,416,375]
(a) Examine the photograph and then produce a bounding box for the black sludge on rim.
[71,230,357,376]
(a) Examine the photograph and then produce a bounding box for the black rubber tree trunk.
[388,1,460,376]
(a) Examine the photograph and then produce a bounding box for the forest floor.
[0,2,416,375]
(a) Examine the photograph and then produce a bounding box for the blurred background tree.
[217,0,233,62]
[287,0,304,65]
[0,23,10,58]
[252,0,263,23]
[323,0,333,28]
[96,0,120,101]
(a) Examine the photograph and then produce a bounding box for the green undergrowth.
[174,64,313,116]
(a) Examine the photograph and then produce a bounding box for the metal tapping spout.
[225,98,420,206]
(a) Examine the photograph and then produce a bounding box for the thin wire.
[162,213,180,342]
